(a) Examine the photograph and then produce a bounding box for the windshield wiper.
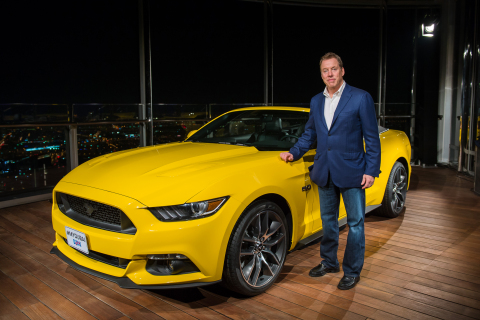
[253,145,285,151]
[188,139,215,143]
[188,140,249,146]
[217,142,249,146]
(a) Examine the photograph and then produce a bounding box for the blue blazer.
[289,83,381,188]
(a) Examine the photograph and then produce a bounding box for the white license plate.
[65,226,89,254]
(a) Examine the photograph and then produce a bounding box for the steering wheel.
[280,134,300,141]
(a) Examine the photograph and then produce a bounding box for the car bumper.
[51,181,235,287]
[50,246,221,289]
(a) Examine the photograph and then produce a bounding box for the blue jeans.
[318,175,365,277]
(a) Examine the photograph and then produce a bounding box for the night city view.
[0,126,67,196]
[0,103,205,199]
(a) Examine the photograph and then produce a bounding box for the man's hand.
[361,174,375,189]
[280,152,294,163]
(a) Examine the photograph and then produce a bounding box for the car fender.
[374,130,412,204]
[187,159,307,280]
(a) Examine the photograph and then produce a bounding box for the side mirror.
[186,129,198,139]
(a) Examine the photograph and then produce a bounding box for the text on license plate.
[65,226,89,254]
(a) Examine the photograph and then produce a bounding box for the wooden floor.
[1,167,480,320]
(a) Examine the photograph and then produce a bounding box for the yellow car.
[51,106,411,296]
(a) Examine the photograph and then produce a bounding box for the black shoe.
[337,275,360,290]
[309,263,340,277]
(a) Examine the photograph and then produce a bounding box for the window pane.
[0,126,67,199]
[77,124,141,165]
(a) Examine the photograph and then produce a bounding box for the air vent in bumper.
[62,238,131,269]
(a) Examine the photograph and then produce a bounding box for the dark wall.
[0,0,139,103]
[273,5,380,103]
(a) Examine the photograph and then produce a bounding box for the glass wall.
[0,104,70,200]
[152,104,208,144]
[383,9,416,146]
[384,104,413,141]
[72,104,141,122]
[77,124,142,165]
[1,104,70,123]
[72,104,144,165]
[149,1,264,104]
[273,5,380,103]
[0,126,67,199]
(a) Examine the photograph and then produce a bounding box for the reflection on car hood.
[61,142,262,206]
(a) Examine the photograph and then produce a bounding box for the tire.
[376,161,408,218]
[223,200,288,296]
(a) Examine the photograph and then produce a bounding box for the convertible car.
[51,106,411,296]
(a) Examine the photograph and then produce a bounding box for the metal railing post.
[65,104,78,172]
[264,0,273,106]
[475,145,480,195]
[411,9,417,162]
[67,124,78,171]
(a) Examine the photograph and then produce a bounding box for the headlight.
[148,197,228,222]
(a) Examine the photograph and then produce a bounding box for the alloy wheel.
[239,209,286,288]
[390,166,407,214]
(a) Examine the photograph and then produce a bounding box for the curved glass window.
[186,109,310,151]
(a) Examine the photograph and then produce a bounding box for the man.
[280,52,380,290]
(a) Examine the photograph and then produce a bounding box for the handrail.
[0,120,150,128]
[152,119,208,122]
[380,115,415,118]
[0,119,210,128]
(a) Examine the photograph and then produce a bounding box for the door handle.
[302,184,312,192]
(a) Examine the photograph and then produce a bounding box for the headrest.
[265,117,282,132]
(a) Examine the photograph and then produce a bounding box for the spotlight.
[421,11,438,38]
[422,24,435,37]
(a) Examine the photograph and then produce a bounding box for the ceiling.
[244,0,442,8]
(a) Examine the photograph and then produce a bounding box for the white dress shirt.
[323,81,346,130]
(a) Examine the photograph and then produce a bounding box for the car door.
[310,147,379,231]
[301,149,319,235]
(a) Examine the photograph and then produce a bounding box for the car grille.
[56,192,136,234]
[66,194,121,226]
[63,238,130,269]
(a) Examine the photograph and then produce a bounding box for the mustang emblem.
[83,203,96,216]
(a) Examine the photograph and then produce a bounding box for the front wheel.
[377,161,408,218]
[223,200,288,296]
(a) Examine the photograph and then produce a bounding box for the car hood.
[61,142,265,206]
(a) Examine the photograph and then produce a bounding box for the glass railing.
[0,125,68,199]
[0,103,148,202]
[151,104,209,144]
[209,103,266,119]
[71,104,144,165]
[77,123,142,165]
[0,102,417,203]
[1,103,70,124]
[72,103,141,122]
[375,102,415,140]
[152,103,208,120]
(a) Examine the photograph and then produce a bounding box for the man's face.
[320,58,345,92]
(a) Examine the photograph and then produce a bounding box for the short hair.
[319,52,344,69]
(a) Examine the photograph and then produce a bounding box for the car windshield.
[185,109,310,151]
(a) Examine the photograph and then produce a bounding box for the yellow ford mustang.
[51,106,411,296]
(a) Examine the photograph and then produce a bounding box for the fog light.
[146,257,200,276]
[147,254,188,260]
